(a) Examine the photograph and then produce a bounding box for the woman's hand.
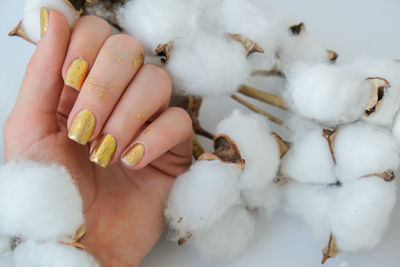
[3,10,192,266]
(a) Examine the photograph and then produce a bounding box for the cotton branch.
[231,94,284,126]
[238,84,288,110]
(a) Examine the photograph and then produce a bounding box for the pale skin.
[3,11,193,266]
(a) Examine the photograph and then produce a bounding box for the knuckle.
[80,16,110,31]
[25,60,58,85]
[105,34,144,55]
[143,64,172,95]
[169,107,192,135]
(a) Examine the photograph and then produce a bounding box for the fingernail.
[40,7,48,38]
[90,134,117,168]
[121,143,145,167]
[68,109,96,145]
[65,58,89,91]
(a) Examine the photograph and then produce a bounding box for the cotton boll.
[167,31,250,96]
[0,161,84,241]
[334,123,400,183]
[210,0,285,70]
[23,0,79,43]
[14,241,99,267]
[286,63,373,126]
[285,182,338,243]
[349,58,400,127]
[216,110,281,207]
[331,178,396,251]
[279,30,330,73]
[191,207,255,260]
[165,160,241,240]
[214,109,282,211]
[281,128,337,184]
[118,0,203,54]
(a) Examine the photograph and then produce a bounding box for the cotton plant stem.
[238,84,288,110]
[192,132,205,160]
[192,119,214,140]
[231,94,284,126]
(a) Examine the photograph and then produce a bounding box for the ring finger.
[89,64,172,167]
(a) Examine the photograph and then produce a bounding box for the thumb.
[4,9,71,159]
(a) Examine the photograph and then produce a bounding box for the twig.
[238,84,288,110]
[192,133,205,160]
[231,94,284,126]
[192,119,214,139]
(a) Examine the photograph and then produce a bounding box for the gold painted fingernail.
[40,7,48,38]
[90,134,117,168]
[122,143,145,167]
[68,109,96,145]
[65,58,89,91]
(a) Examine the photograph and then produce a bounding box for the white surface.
[1,0,400,266]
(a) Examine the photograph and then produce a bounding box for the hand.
[3,10,192,266]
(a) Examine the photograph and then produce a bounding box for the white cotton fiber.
[216,110,281,208]
[334,123,400,183]
[286,63,373,126]
[0,161,84,241]
[332,178,396,251]
[279,30,330,73]
[281,127,337,184]
[165,160,241,240]
[349,58,400,127]
[210,0,284,70]
[242,182,283,215]
[166,30,250,96]
[191,207,255,260]
[14,241,99,267]
[285,182,338,243]
[392,111,400,146]
[118,0,203,54]
[23,0,80,43]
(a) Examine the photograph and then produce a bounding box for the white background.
[1,1,400,267]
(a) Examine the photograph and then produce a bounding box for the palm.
[4,112,190,266]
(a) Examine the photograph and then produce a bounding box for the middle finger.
[67,34,144,145]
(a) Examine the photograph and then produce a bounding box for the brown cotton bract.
[227,33,264,55]
[60,223,87,249]
[364,77,390,117]
[198,134,245,169]
[8,21,36,44]
[271,132,290,158]
[322,233,340,264]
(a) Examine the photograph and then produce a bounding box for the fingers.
[62,16,111,89]
[12,9,70,129]
[121,107,193,171]
[58,16,111,116]
[89,64,172,167]
[67,34,144,145]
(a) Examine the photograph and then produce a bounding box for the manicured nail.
[40,7,48,38]
[68,109,96,145]
[121,143,145,167]
[65,58,89,91]
[90,134,117,168]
